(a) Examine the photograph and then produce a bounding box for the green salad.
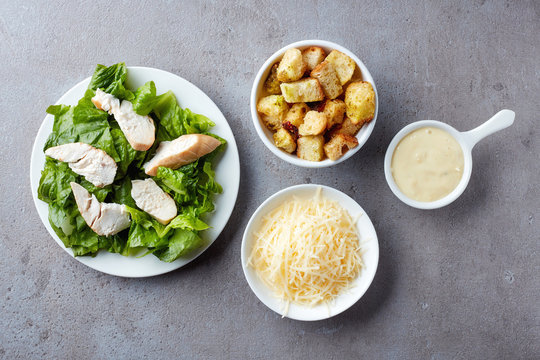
[37,63,225,262]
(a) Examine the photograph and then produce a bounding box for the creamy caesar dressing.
[391,127,464,202]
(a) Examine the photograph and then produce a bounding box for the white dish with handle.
[384,109,515,209]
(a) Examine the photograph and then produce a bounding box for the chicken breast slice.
[45,142,117,187]
[92,88,155,151]
[144,134,221,176]
[131,178,177,225]
[70,182,131,236]
[90,88,120,113]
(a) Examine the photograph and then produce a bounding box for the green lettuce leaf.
[48,202,101,256]
[79,178,111,202]
[166,213,209,232]
[110,177,137,208]
[132,81,159,116]
[152,91,215,141]
[155,165,199,204]
[43,102,119,162]
[88,63,134,101]
[38,158,77,206]
[152,229,203,262]
[110,126,138,177]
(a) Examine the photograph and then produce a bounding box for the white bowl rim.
[240,183,379,321]
[250,39,378,168]
[384,120,473,210]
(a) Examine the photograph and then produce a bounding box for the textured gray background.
[1,0,539,359]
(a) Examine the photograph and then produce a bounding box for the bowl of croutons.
[251,40,378,167]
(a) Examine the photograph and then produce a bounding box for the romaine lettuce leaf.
[43,101,120,162]
[127,223,162,249]
[110,126,138,177]
[38,158,77,206]
[152,229,203,262]
[165,213,209,232]
[132,81,159,116]
[88,63,134,101]
[111,177,137,208]
[152,91,215,142]
[155,165,198,203]
[124,205,207,262]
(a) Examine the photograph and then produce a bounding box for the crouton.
[297,135,325,161]
[349,64,363,83]
[299,111,327,136]
[302,47,326,71]
[325,50,356,85]
[273,128,296,153]
[260,115,282,131]
[257,95,289,130]
[323,99,346,130]
[276,48,307,82]
[323,134,359,160]
[344,81,376,125]
[264,64,281,95]
[280,78,324,103]
[329,116,364,138]
[310,61,343,99]
[284,103,309,128]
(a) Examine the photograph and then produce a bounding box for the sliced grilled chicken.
[144,134,221,176]
[70,182,131,236]
[90,88,120,113]
[92,88,155,151]
[45,142,117,187]
[131,178,177,225]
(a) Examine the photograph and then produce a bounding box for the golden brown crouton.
[349,64,363,83]
[302,47,326,71]
[260,115,282,131]
[325,50,356,85]
[299,111,327,136]
[284,103,309,128]
[273,128,297,153]
[280,78,325,103]
[264,64,281,95]
[323,99,346,130]
[323,134,359,161]
[344,81,376,125]
[257,95,290,130]
[330,116,364,137]
[310,61,343,99]
[297,135,325,161]
[276,48,307,82]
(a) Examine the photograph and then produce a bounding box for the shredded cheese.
[248,188,363,314]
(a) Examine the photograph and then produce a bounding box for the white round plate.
[241,184,379,321]
[30,66,240,277]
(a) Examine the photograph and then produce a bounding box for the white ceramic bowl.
[384,110,515,209]
[250,40,378,168]
[241,184,379,321]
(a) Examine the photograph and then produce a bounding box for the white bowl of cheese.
[241,184,379,321]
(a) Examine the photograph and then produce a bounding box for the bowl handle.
[462,109,515,149]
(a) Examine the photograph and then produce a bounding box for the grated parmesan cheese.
[247,188,363,314]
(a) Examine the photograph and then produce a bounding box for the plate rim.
[30,66,240,277]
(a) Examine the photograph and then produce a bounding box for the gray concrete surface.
[1,0,539,359]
